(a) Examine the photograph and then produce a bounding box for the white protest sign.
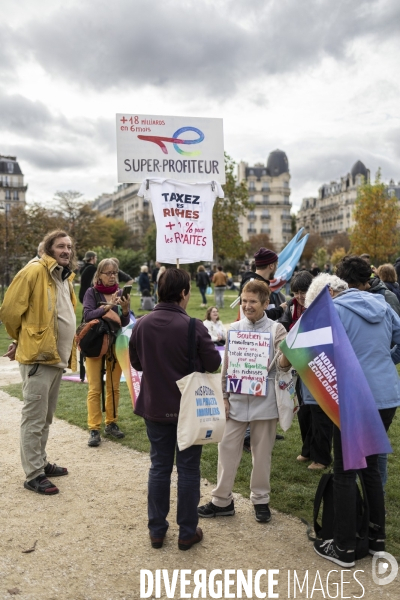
[116,114,225,184]
[138,178,223,263]
[226,331,271,396]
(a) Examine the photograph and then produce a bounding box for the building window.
[249,195,255,203]
[13,191,19,200]
[262,183,269,191]
[5,190,11,199]
[249,181,255,191]
[7,162,14,174]
[262,195,269,204]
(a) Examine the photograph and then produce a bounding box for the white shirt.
[203,319,226,343]
[138,178,224,264]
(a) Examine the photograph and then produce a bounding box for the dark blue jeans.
[333,425,385,550]
[199,286,207,304]
[145,419,202,540]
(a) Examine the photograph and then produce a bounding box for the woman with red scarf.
[278,271,312,331]
[82,258,131,447]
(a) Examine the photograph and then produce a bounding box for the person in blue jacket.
[314,255,400,568]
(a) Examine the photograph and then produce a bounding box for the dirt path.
[0,357,397,599]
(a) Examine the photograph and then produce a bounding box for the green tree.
[92,246,145,278]
[0,203,61,277]
[331,247,347,266]
[350,170,400,263]
[213,153,250,262]
[144,223,157,263]
[107,218,133,249]
[312,247,330,270]
[54,190,119,256]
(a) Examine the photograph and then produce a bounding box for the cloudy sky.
[2,0,399,212]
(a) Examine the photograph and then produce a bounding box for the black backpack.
[312,472,370,560]
[76,290,121,359]
[76,318,116,358]
[75,290,121,415]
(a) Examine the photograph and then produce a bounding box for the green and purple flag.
[280,286,391,470]
[115,317,141,409]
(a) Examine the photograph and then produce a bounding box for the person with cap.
[79,251,97,303]
[239,248,286,321]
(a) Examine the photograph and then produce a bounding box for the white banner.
[116,114,225,184]
[226,331,271,396]
[138,178,223,264]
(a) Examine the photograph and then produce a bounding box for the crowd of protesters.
[1,234,400,564]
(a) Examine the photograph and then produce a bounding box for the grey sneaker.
[88,430,101,447]
[104,422,125,438]
[198,501,235,518]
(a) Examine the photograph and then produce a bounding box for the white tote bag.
[275,365,299,431]
[176,371,226,451]
[268,329,299,432]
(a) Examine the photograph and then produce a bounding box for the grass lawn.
[1,284,399,556]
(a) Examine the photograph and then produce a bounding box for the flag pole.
[176,259,180,269]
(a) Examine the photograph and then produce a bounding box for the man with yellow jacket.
[0,230,77,495]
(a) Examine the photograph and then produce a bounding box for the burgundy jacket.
[129,302,221,423]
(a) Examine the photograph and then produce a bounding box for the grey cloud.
[238,128,400,209]
[11,0,399,98]
[385,128,400,160]
[250,93,269,108]
[0,92,56,137]
[287,133,400,208]
[0,26,19,78]
[15,145,93,171]
[93,118,117,152]
[0,91,116,154]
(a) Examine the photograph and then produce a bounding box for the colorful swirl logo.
[137,126,204,156]
[249,381,263,396]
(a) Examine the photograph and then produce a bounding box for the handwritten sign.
[116,114,225,184]
[226,331,271,396]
